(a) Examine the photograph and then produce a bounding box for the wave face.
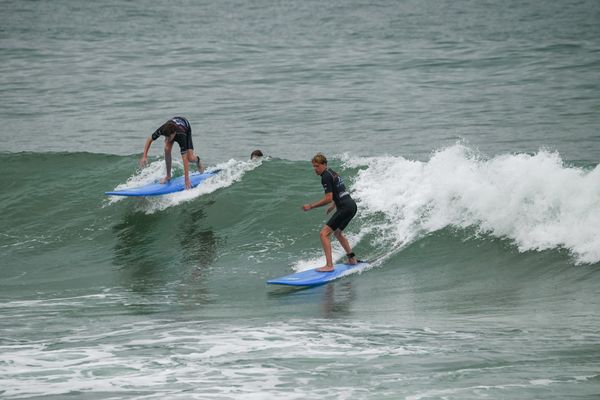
[2,147,597,278]
[1,149,599,399]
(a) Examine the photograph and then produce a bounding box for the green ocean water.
[1,0,600,399]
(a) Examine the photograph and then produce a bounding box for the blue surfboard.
[267,261,369,287]
[105,170,220,197]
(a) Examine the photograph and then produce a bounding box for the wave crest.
[345,145,600,264]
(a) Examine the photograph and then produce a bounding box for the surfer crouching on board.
[302,153,358,272]
[139,116,204,189]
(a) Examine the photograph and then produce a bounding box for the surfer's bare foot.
[160,176,171,184]
[316,266,334,272]
[346,252,357,265]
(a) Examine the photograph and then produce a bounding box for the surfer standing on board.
[139,116,204,189]
[302,153,358,272]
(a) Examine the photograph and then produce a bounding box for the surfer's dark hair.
[250,149,263,159]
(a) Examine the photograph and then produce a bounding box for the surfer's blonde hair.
[311,153,327,165]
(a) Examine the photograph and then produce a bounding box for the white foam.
[105,159,167,205]
[141,158,260,214]
[343,144,600,264]
[0,319,431,399]
[106,158,261,213]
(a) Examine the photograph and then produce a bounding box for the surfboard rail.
[267,261,369,287]
[105,169,220,197]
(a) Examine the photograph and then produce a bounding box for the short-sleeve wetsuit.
[320,168,357,231]
[151,116,193,154]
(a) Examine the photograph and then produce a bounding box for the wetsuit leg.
[174,132,194,154]
[326,198,357,231]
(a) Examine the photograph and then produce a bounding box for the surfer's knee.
[320,226,332,239]
[193,154,204,172]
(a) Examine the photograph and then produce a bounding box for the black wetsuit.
[321,168,357,231]
[151,116,193,154]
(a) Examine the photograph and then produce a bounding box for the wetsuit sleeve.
[151,121,175,141]
[152,121,184,141]
[321,172,334,194]
[151,129,162,141]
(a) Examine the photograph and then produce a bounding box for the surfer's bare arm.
[139,137,153,168]
[182,152,191,189]
[302,192,333,211]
